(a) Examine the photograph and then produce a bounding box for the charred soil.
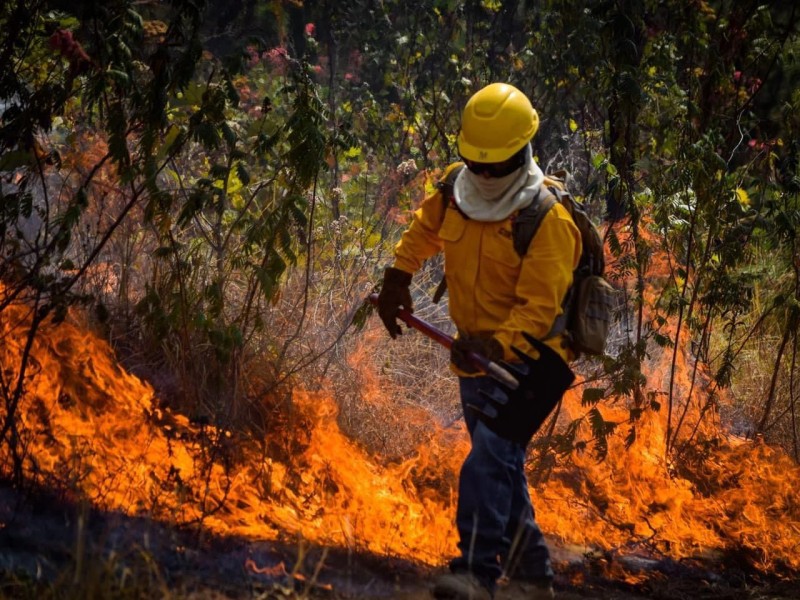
[0,481,797,600]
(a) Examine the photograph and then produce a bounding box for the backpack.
[436,165,616,358]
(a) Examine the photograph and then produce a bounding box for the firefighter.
[377,83,581,599]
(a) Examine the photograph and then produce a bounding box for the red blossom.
[48,28,93,72]
[264,46,290,74]
[305,23,316,37]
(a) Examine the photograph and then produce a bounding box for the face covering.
[465,167,523,202]
[453,144,545,222]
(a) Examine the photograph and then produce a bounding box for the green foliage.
[581,387,606,407]
[2,0,800,466]
[284,64,328,187]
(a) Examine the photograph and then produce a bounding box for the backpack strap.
[511,187,558,257]
[511,186,572,341]
[437,164,468,217]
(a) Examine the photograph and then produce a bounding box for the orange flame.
[1,272,799,577]
[0,297,460,563]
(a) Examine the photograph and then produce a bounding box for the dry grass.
[325,258,461,462]
[704,254,800,459]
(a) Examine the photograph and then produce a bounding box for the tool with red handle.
[367,293,519,390]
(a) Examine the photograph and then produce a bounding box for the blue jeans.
[449,376,553,592]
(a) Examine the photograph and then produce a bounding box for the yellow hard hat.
[457,83,539,163]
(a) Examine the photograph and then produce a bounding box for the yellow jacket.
[393,163,582,368]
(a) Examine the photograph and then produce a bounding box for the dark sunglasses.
[461,148,526,178]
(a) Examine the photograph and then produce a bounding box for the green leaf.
[0,151,33,170]
[652,332,673,348]
[223,75,240,105]
[581,387,606,406]
[159,125,183,159]
[351,298,375,331]
[107,69,131,86]
[235,162,250,185]
[210,164,229,180]
[153,246,173,258]
[220,121,237,147]
[177,189,211,226]
[587,407,617,460]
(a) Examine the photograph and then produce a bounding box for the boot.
[495,580,555,599]
[432,572,492,600]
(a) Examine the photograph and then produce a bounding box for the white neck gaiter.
[453,144,545,222]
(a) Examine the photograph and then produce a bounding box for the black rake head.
[468,332,575,445]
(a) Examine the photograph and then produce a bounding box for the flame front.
[1,283,799,576]
[0,299,461,563]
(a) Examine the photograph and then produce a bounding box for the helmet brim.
[457,132,531,163]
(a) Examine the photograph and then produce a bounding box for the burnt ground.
[0,480,797,600]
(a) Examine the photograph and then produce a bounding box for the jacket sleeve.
[392,164,461,274]
[494,202,582,359]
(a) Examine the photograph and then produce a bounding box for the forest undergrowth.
[2,1,800,598]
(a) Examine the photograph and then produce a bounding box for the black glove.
[377,267,413,339]
[451,332,504,373]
